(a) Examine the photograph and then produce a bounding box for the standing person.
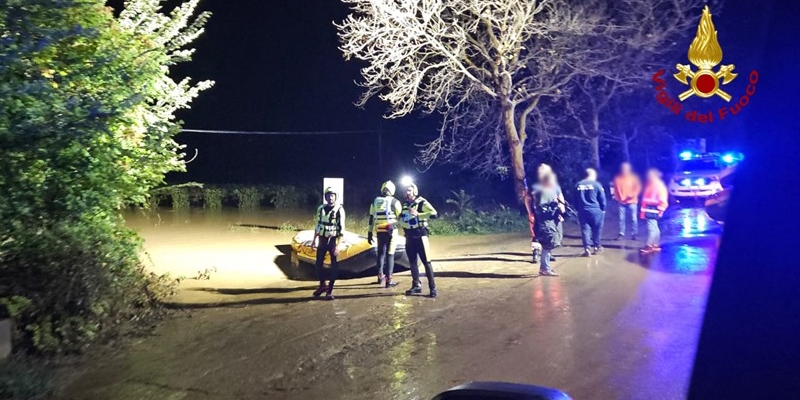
[367,180,402,288]
[311,187,345,300]
[613,162,642,240]
[400,183,439,298]
[536,164,565,260]
[640,168,669,253]
[575,168,607,256]
[531,173,562,276]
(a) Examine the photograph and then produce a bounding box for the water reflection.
[387,302,438,400]
[530,276,578,374]
[667,207,717,238]
[642,206,721,275]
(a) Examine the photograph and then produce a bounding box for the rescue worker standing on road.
[575,168,607,256]
[531,164,565,262]
[532,172,562,276]
[312,187,345,300]
[368,181,402,288]
[613,162,642,240]
[640,168,669,253]
[400,183,439,298]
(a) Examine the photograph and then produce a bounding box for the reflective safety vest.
[369,196,401,233]
[400,196,436,230]
[316,204,344,238]
[640,179,668,218]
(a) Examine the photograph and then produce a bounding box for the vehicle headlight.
[680,178,692,186]
[694,178,707,185]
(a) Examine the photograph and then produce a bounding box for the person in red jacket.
[640,168,669,252]
[613,162,642,240]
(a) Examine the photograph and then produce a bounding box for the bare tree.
[336,0,616,199]
[556,0,702,169]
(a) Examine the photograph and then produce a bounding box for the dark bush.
[0,357,53,400]
[0,215,174,355]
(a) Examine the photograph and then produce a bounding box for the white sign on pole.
[323,177,344,205]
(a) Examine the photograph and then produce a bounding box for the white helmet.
[381,180,396,196]
[407,183,419,198]
[323,187,337,203]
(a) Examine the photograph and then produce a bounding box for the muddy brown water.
[57,205,719,399]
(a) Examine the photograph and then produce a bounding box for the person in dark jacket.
[575,168,607,256]
[531,173,562,276]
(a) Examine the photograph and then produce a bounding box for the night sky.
[122,0,795,196]
[161,0,434,187]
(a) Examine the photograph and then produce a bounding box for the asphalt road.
[59,204,719,400]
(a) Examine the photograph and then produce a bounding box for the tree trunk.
[590,110,601,170]
[589,136,601,170]
[621,131,631,162]
[502,103,527,202]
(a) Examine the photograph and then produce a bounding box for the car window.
[679,159,719,171]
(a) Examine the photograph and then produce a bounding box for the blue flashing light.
[721,154,734,163]
[679,151,693,160]
[681,178,692,186]
[694,178,707,186]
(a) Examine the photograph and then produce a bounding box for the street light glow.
[400,175,413,187]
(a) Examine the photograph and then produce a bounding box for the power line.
[181,129,378,135]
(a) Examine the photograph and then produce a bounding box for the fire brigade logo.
[673,6,737,102]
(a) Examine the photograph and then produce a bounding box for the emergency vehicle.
[668,151,742,201]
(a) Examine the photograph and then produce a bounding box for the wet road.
[59,205,719,400]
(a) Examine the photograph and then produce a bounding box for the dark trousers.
[315,236,340,288]
[579,210,604,249]
[376,231,397,278]
[406,234,435,290]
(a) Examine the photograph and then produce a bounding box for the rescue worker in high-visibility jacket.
[311,187,345,300]
[400,183,438,298]
[368,180,402,288]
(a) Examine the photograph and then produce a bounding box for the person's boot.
[325,282,335,300]
[539,269,559,277]
[593,246,603,255]
[313,283,327,297]
[377,274,385,285]
[616,234,625,240]
[429,288,438,298]
[549,254,557,262]
[532,249,541,264]
[582,248,592,257]
[405,282,422,295]
[384,257,397,287]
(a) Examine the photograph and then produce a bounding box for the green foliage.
[429,205,528,236]
[446,189,475,218]
[0,0,209,355]
[270,186,301,210]
[203,187,224,210]
[170,188,191,211]
[0,216,176,355]
[235,187,264,211]
[150,182,202,211]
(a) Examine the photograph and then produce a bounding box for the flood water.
[59,204,723,399]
